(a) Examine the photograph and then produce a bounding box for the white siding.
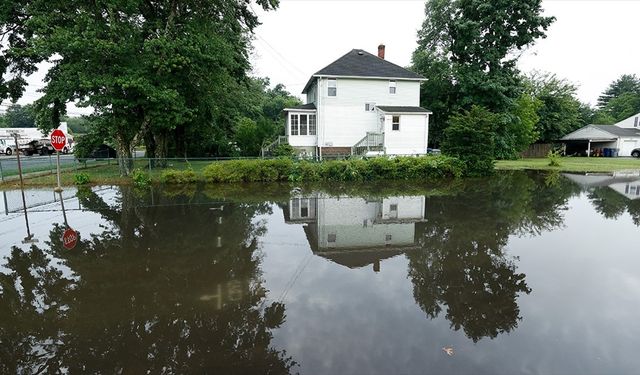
[615,112,640,129]
[315,195,425,249]
[306,81,317,104]
[618,137,639,156]
[287,112,317,147]
[383,114,429,155]
[317,78,421,147]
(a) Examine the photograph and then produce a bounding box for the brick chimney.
[378,44,385,59]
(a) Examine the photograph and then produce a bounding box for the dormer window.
[328,79,337,96]
[389,80,397,94]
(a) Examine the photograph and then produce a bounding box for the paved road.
[0,154,78,177]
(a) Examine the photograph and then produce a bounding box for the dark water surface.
[2,171,640,374]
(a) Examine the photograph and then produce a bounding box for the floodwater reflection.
[2,170,640,374]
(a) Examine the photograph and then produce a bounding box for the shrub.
[73,172,90,185]
[547,150,562,167]
[161,168,198,184]
[272,144,296,157]
[442,105,497,177]
[203,159,294,183]
[131,168,151,187]
[203,155,465,184]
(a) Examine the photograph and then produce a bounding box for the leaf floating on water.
[442,346,454,356]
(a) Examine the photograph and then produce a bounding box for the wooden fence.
[520,143,553,158]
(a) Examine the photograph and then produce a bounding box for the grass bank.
[496,157,640,173]
[0,155,465,188]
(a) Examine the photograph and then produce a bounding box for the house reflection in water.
[283,194,426,272]
[563,171,640,200]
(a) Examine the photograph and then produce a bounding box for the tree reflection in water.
[407,172,580,342]
[0,186,296,374]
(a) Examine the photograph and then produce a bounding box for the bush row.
[201,155,466,183]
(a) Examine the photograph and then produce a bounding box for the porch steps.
[261,136,288,157]
[350,132,384,157]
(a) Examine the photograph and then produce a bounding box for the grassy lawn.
[0,158,214,188]
[496,157,640,172]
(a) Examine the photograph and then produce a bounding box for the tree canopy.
[0,0,282,175]
[412,0,555,158]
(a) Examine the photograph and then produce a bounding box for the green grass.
[496,157,640,172]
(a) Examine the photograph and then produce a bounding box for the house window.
[328,79,337,97]
[300,114,308,135]
[291,114,299,135]
[365,102,376,112]
[309,114,317,135]
[300,199,309,218]
[635,116,638,127]
[390,204,398,212]
[328,233,337,243]
[385,234,393,241]
[392,116,400,131]
[389,80,396,94]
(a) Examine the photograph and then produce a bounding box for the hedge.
[202,155,465,183]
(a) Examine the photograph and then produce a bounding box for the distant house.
[561,112,640,156]
[274,45,431,158]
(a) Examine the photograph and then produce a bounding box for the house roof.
[591,125,640,137]
[561,125,640,141]
[302,49,425,93]
[376,106,432,114]
[283,103,316,111]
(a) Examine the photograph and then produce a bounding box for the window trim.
[328,78,337,97]
[309,114,316,135]
[392,115,400,131]
[299,114,308,136]
[389,80,397,94]
[365,102,376,112]
[290,114,299,135]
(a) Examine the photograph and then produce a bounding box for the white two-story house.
[281,45,431,158]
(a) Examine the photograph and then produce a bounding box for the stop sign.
[62,227,78,250]
[50,129,66,152]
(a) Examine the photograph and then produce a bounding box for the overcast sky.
[5,0,640,115]
[251,0,640,105]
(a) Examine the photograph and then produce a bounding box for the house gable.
[616,112,640,129]
[302,49,424,94]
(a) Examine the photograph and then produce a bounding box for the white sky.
[4,0,640,115]
[251,0,640,105]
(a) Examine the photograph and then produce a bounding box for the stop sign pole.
[50,129,66,192]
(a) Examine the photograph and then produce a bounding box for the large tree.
[597,74,640,108]
[412,0,554,157]
[2,0,279,175]
[523,72,585,142]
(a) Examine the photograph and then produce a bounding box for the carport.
[561,125,640,157]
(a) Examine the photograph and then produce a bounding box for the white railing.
[351,132,384,157]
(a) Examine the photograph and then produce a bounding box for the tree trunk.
[154,131,168,168]
[115,133,134,176]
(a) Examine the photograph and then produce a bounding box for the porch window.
[309,114,317,135]
[389,80,396,94]
[328,79,337,96]
[291,114,299,135]
[392,116,400,131]
[300,114,308,135]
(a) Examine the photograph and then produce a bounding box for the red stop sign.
[62,227,78,250]
[50,129,66,151]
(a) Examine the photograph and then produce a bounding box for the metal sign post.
[50,129,66,192]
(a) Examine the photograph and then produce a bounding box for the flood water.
[2,171,640,374]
